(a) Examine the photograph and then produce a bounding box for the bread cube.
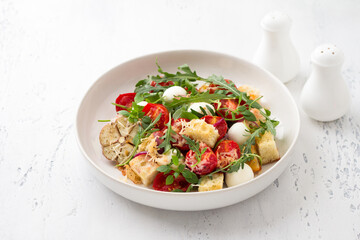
[255,131,280,164]
[115,115,135,136]
[181,119,219,148]
[102,143,122,161]
[125,165,142,184]
[238,85,261,100]
[126,124,139,143]
[99,123,120,147]
[129,155,159,186]
[198,173,224,192]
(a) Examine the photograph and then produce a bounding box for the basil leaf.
[178,164,185,172]
[172,155,179,166]
[182,169,199,184]
[157,165,171,173]
[166,175,174,185]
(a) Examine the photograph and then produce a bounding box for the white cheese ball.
[225,163,254,187]
[137,101,148,107]
[163,86,187,102]
[228,122,250,145]
[188,102,215,115]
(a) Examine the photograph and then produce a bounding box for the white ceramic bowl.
[76,50,300,211]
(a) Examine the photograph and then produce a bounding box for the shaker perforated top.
[261,11,292,32]
[311,44,344,67]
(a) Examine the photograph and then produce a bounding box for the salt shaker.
[253,11,300,83]
[300,44,351,122]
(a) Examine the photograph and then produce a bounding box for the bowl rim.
[75,49,300,196]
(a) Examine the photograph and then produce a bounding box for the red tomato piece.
[201,116,227,140]
[142,103,169,129]
[215,140,241,169]
[171,118,190,151]
[185,142,217,175]
[115,93,136,112]
[213,99,246,120]
[153,171,190,192]
[150,81,174,87]
[151,130,165,154]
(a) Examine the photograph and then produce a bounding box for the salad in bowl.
[98,62,281,193]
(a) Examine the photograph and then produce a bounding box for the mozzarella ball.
[163,86,187,102]
[137,101,148,107]
[228,122,249,145]
[188,102,215,115]
[225,163,254,187]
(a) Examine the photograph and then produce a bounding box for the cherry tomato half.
[171,118,190,151]
[152,130,165,154]
[115,93,136,112]
[142,103,169,130]
[213,99,246,120]
[201,116,227,140]
[185,142,217,175]
[153,170,190,192]
[215,140,241,169]
[150,81,174,87]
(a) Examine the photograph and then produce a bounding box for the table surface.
[1,0,359,239]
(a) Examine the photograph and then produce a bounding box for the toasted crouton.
[99,123,120,147]
[115,115,135,136]
[199,173,224,192]
[102,143,122,161]
[126,124,139,143]
[238,85,261,100]
[181,119,219,148]
[255,131,280,164]
[102,142,134,163]
[129,155,159,186]
[125,165,142,184]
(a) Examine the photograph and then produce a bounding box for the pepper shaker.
[300,44,351,122]
[253,11,300,83]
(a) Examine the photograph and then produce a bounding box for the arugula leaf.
[205,75,242,98]
[158,114,176,153]
[166,92,226,108]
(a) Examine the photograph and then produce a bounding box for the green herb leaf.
[205,75,242,98]
[158,113,176,153]
[97,119,111,122]
[172,155,179,166]
[166,175,174,185]
[157,165,172,173]
[178,164,185,172]
[166,92,226,108]
[182,169,199,184]
[172,189,184,192]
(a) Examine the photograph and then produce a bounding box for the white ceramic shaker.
[300,44,351,122]
[253,11,300,83]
